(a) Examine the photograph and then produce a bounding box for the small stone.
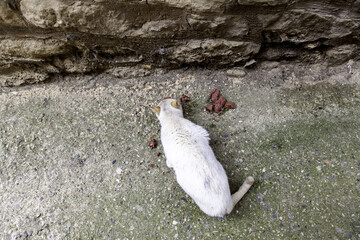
[226,69,246,77]
[116,168,123,174]
[244,59,256,68]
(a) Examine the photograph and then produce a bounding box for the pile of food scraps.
[205,88,236,114]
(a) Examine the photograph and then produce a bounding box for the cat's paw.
[246,176,255,185]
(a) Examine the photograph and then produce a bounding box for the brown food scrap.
[148,163,155,168]
[206,88,236,115]
[214,96,227,113]
[224,101,236,109]
[205,104,214,113]
[147,137,157,149]
[218,95,227,105]
[209,88,220,102]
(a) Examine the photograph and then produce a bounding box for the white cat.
[151,98,254,217]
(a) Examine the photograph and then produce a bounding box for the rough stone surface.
[148,0,228,12]
[0,1,26,27]
[1,61,360,239]
[106,66,152,79]
[238,0,289,6]
[264,8,358,43]
[0,39,69,59]
[169,40,260,65]
[326,44,360,65]
[0,69,49,87]
[0,0,359,86]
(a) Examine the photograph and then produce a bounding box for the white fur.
[152,98,254,217]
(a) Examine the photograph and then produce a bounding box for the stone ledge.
[0,0,359,86]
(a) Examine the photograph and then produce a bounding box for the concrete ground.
[0,61,359,240]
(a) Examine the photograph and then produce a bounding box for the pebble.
[116,168,123,174]
[226,69,246,78]
[244,59,256,68]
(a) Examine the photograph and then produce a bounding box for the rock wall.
[0,0,359,86]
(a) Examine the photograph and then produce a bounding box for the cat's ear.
[170,100,180,109]
[150,106,161,115]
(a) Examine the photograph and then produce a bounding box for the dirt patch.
[279,82,360,114]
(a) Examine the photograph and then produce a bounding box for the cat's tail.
[231,176,254,207]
